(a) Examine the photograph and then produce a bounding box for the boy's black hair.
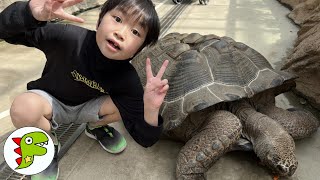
[97,0,160,48]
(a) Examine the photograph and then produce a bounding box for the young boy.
[0,0,169,178]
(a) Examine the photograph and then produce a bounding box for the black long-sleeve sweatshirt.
[0,1,163,147]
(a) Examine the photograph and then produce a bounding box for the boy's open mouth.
[107,40,121,50]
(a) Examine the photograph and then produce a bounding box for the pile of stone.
[278,0,320,110]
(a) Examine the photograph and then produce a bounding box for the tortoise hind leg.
[176,110,242,180]
[257,105,319,139]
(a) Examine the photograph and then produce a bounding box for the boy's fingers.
[56,11,84,23]
[146,58,154,80]
[152,80,168,92]
[62,0,84,8]
[160,84,169,93]
[161,79,168,86]
[156,60,169,79]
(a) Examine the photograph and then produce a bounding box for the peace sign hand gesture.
[143,58,169,126]
[144,58,169,109]
[29,0,84,23]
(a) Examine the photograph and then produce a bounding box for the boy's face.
[96,8,147,60]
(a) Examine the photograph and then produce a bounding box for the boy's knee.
[10,93,47,127]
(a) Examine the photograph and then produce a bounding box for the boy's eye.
[113,16,122,23]
[132,29,140,36]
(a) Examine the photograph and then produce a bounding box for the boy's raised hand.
[144,58,169,110]
[29,0,84,23]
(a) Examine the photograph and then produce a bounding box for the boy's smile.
[96,8,147,60]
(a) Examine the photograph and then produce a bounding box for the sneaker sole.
[84,129,126,154]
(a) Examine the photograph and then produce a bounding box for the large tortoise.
[131,33,319,179]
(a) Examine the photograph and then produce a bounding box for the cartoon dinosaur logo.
[12,132,49,169]
[4,127,55,175]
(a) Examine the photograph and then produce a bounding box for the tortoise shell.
[131,33,295,130]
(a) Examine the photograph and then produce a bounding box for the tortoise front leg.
[252,90,319,139]
[230,100,297,176]
[176,110,242,180]
[257,105,319,139]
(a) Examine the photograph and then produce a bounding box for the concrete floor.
[0,0,319,179]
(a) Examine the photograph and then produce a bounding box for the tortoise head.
[263,147,298,176]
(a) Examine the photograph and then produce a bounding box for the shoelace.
[102,126,114,138]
